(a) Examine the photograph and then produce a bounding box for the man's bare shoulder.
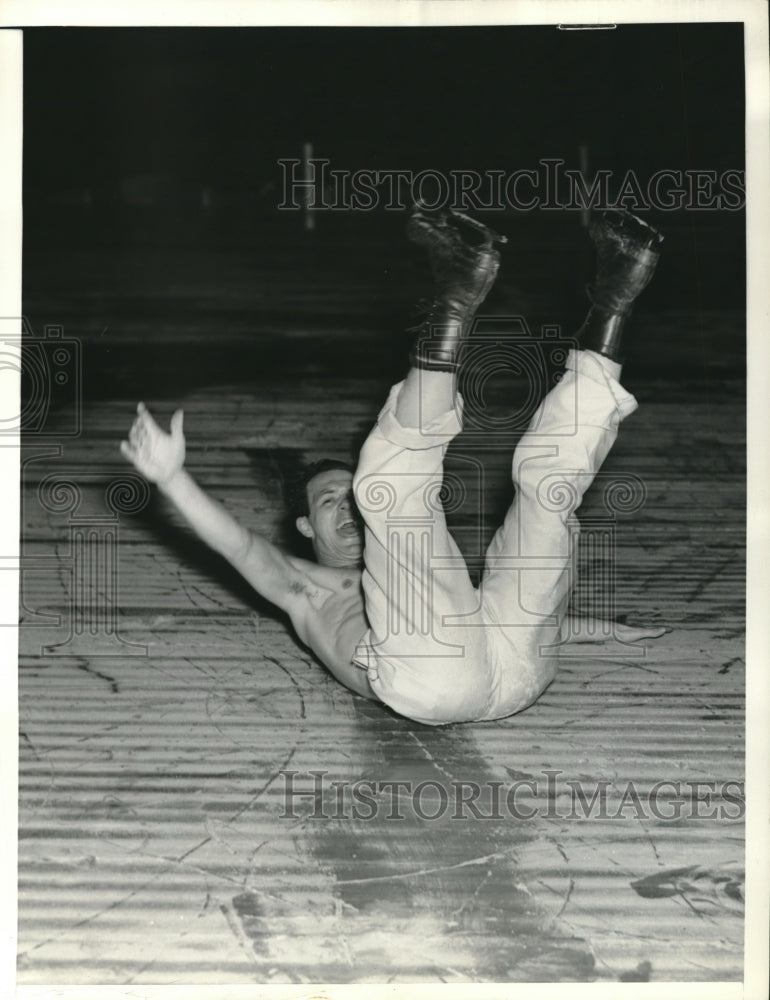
[227,532,340,613]
[234,529,362,620]
[282,553,362,604]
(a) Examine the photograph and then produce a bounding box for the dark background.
[21,23,746,397]
[23,25,744,197]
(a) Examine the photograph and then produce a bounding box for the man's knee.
[512,443,591,521]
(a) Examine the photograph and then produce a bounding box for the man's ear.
[296,516,314,539]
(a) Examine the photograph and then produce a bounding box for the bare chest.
[289,570,367,665]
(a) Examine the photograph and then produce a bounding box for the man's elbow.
[224,525,255,567]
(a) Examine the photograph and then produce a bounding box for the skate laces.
[406,297,436,333]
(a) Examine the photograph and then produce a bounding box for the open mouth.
[338,518,361,538]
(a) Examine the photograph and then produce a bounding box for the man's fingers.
[129,419,147,448]
[119,440,135,461]
[137,403,161,434]
[170,409,184,437]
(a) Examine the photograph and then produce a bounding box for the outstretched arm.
[120,403,303,610]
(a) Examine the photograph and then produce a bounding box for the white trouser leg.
[352,380,494,725]
[479,349,638,718]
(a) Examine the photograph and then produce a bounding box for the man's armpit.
[230,533,308,609]
[287,574,334,611]
[287,577,312,598]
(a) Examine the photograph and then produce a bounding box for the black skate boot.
[578,210,664,363]
[407,205,507,372]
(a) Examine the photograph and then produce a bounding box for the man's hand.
[120,402,186,487]
[119,403,311,615]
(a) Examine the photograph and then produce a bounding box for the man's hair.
[286,458,355,521]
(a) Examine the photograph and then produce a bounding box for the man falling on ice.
[121,207,664,725]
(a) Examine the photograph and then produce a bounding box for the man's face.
[297,468,363,567]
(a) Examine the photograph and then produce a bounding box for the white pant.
[352,349,638,725]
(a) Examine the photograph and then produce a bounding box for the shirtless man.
[121,207,664,724]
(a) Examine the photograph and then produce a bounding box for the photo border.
[2,3,767,999]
